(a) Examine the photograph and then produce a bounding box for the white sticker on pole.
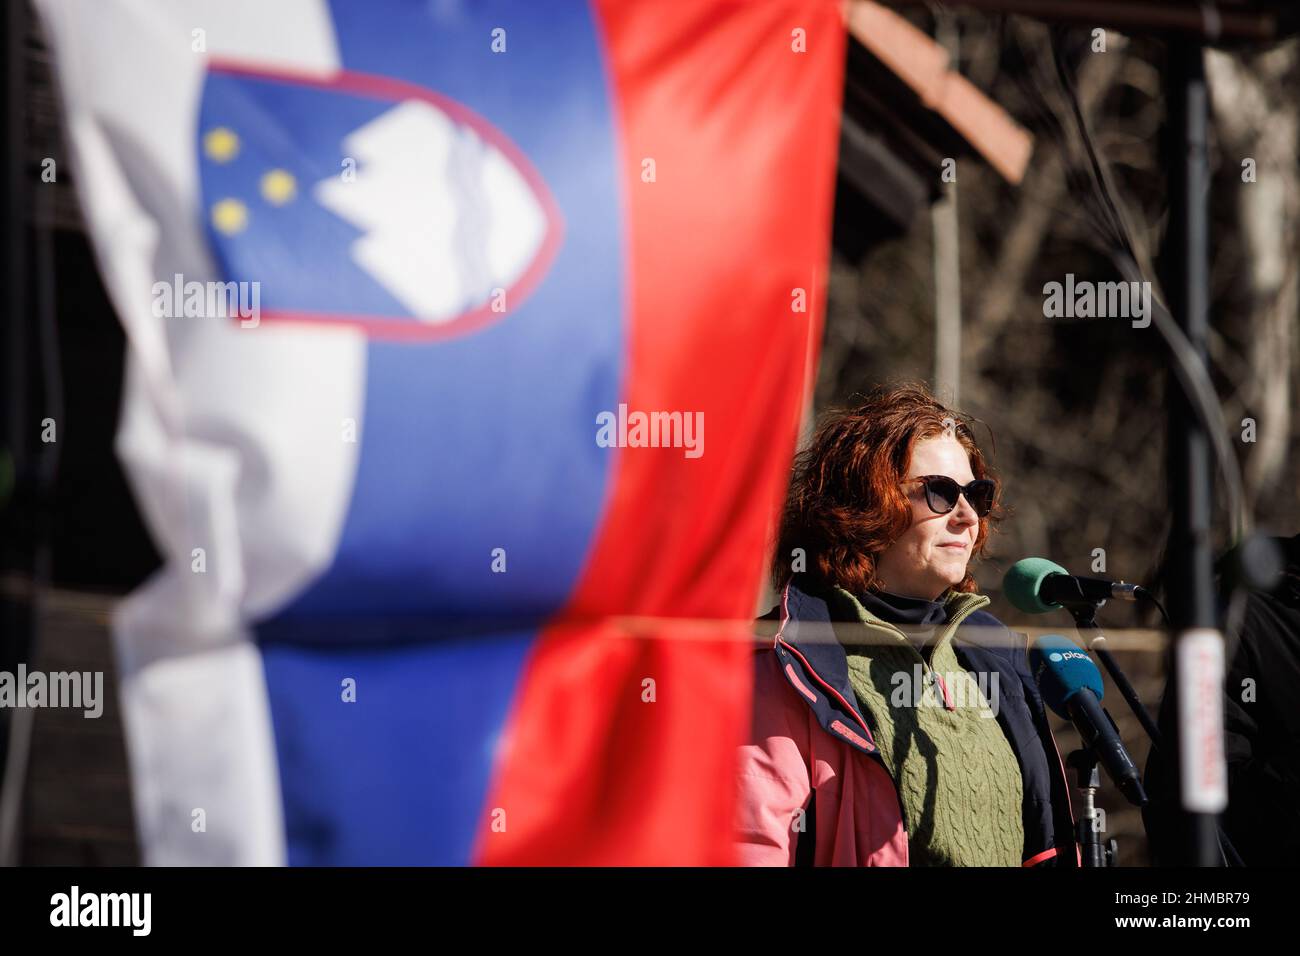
[1176,628,1228,813]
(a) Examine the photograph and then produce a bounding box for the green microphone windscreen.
[1003,557,1069,614]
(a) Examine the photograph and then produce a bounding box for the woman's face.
[874,434,980,600]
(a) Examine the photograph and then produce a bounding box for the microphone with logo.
[1004,556,1164,749]
[1029,634,1147,807]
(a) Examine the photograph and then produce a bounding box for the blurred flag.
[35,0,844,864]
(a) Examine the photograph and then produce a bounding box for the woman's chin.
[933,562,968,588]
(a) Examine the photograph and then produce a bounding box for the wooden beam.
[846,1,1034,183]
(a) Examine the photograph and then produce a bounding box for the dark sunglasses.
[903,475,997,517]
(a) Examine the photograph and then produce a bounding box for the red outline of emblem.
[205,57,566,342]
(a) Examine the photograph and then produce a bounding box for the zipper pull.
[936,674,955,711]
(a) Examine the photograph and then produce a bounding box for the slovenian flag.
[35,0,844,864]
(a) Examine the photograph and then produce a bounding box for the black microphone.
[1030,635,1147,806]
[1004,557,1142,614]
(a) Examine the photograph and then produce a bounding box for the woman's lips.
[938,542,969,550]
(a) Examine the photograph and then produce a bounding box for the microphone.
[1030,634,1147,806]
[1003,557,1142,614]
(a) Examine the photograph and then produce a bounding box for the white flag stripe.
[35,0,364,864]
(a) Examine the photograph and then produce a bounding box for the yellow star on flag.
[203,127,240,163]
[211,198,249,235]
[260,169,298,206]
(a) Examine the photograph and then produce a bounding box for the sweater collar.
[810,584,990,656]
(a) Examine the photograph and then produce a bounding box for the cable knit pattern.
[830,588,1025,867]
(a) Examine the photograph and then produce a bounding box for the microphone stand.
[1069,603,1162,744]
[1065,600,1244,867]
[1067,748,1118,867]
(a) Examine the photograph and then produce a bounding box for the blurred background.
[4,2,1298,864]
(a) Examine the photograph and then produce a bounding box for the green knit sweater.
[822,587,1025,867]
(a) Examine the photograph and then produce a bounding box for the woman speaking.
[737,382,1078,867]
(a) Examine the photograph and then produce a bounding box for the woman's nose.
[951,495,978,526]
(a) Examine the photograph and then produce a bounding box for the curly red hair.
[773,381,1002,595]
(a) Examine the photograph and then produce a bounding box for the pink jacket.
[735,583,1078,867]
[736,641,909,865]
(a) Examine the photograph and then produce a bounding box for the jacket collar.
[778,581,990,665]
[771,584,877,753]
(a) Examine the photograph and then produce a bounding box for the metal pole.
[0,0,32,866]
[2,0,28,468]
[932,13,962,405]
[1161,39,1223,867]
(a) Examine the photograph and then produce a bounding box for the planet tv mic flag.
[35,0,845,864]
